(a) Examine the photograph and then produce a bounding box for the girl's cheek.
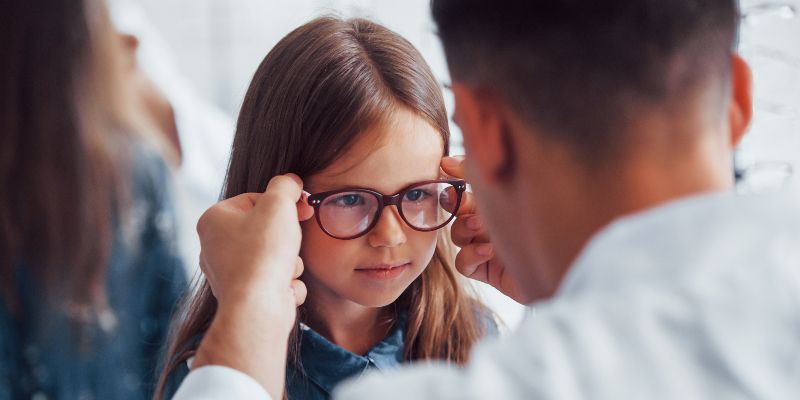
[299,221,328,261]
[412,231,439,262]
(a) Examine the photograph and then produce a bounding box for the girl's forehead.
[309,110,445,193]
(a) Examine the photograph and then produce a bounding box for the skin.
[192,174,312,398]
[299,106,444,355]
[190,54,753,397]
[117,32,182,164]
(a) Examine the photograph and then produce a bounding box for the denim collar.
[291,313,407,394]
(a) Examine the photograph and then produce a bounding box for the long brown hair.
[0,0,129,316]
[157,16,489,398]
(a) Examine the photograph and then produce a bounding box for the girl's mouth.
[355,262,411,280]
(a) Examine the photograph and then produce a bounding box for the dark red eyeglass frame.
[306,178,467,240]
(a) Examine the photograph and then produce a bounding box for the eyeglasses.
[307,179,467,240]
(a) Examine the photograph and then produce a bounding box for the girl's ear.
[451,84,514,185]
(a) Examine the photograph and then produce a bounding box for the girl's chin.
[349,293,406,309]
[344,286,410,309]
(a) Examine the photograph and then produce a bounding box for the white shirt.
[174,188,800,399]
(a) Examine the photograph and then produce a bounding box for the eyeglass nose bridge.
[365,193,404,234]
[378,191,404,208]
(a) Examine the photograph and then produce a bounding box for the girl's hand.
[441,157,530,304]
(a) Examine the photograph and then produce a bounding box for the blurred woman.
[0,0,187,398]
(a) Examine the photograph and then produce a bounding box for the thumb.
[297,191,314,222]
[253,174,305,217]
[441,156,466,179]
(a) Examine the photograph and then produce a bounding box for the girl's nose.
[367,206,407,248]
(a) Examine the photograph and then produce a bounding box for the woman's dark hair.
[157,16,490,399]
[0,0,129,314]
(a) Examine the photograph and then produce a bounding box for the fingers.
[440,187,458,214]
[222,192,261,212]
[451,213,489,247]
[454,243,495,282]
[294,257,304,279]
[292,257,308,306]
[297,192,314,221]
[291,258,307,306]
[455,190,477,217]
[196,193,259,237]
[291,279,307,306]
[266,173,303,198]
[268,173,303,190]
[203,174,312,225]
[441,155,466,179]
[455,244,521,302]
[254,174,305,214]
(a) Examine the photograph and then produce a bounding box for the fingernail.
[476,244,493,257]
[442,156,465,168]
[467,215,482,230]
[285,173,304,187]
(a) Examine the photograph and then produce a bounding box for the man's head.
[433,0,753,299]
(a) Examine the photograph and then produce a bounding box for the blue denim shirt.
[163,315,409,400]
[285,315,408,400]
[0,145,187,400]
[164,308,497,400]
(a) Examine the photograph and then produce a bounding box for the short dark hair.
[432,0,739,160]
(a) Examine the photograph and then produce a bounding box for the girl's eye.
[404,189,430,202]
[329,193,365,208]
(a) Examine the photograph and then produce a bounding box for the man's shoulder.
[562,189,800,295]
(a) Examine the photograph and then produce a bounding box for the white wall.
[132,0,799,189]
[738,0,800,191]
[133,0,453,132]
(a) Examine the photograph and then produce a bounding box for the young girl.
[158,16,496,399]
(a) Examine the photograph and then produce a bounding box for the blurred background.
[109,0,800,330]
[737,0,799,193]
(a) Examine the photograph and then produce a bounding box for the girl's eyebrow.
[307,156,374,192]
[309,174,442,195]
[309,180,377,193]
[305,177,361,193]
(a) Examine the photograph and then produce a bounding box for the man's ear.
[451,83,515,184]
[728,54,753,148]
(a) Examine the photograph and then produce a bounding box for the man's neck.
[515,128,735,300]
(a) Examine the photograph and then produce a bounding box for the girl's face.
[300,107,444,308]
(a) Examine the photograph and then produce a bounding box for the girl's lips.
[355,262,411,280]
